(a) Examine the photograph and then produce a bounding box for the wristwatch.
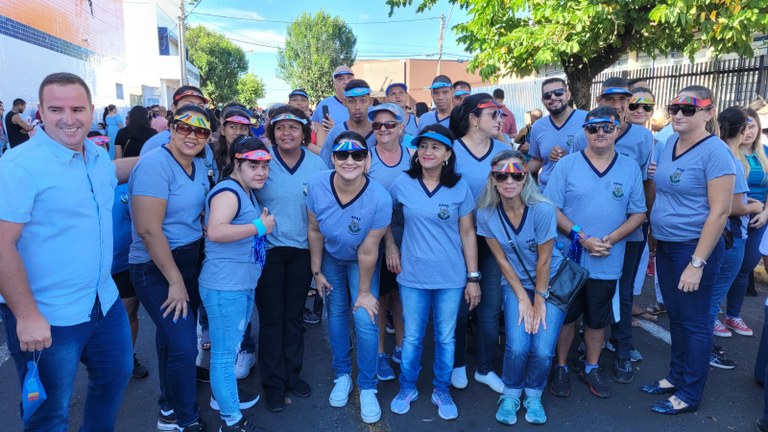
[466,272,482,280]
[535,290,550,299]
[690,256,707,269]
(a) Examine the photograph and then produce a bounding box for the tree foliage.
[186,25,249,104]
[237,73,266,108]
[387,0,768,108]
[277,11,357,104]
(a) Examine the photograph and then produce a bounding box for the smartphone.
[322,105,329,120]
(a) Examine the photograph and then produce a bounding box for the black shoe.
[650,398,697,415]
[132,354,149,379]
[303,308,320,324]
[640,381,677,395]
[266,393,286,412]
[221,418,258,432]
[196,366,210,383]
[713,345,726,356]
[612,358,634,384]
[181,418,207,431]
[710,352,737,370]
[290,379,312,398]
[157,408,177,430]
[386,311,395,335]
[549,366,570,398]
[579,368,612,398]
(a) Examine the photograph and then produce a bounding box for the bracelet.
[252,218,267,236]
[579,234,591,244]
[466,277,481,283]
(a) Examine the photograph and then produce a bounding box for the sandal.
[633,311,659,322]
[645,304,666,315]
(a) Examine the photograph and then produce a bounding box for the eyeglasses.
[372,121,398,130]
[584,124,617,134]
[492,172,526,182]
[542,88,566,100]
[667,104,709,117]
[628,103,654,113]
[174,122,211,139]
[333,151,367,162]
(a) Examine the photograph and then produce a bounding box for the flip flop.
[645,304,666,315]
[633,311,658,322]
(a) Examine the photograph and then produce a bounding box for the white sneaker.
[360,389,381,424]
[329,374,353,407]
[234,350,256,380]
[451,366,468,389]
[474,371,504,394]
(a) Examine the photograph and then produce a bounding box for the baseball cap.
[599,87,633,98]
[332,65,354,79]
[173,86,208,104]
[288,89,309,99]
[385,83,408,95]
[367,103,404,122]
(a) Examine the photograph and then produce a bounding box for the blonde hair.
[477,150,551,210]
[744,107,768,174]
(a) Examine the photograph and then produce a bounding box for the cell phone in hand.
[322,105,329,120]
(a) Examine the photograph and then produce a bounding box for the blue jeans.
[729,223,768,317]
[612,240,645,359]
[501,287,565,396]
[0,299,132,432]
[130,241,202,427]
[323,251,380,390]
[200,288,253,425]
[656,239,724,407]
[399,286,463,392]
[709,237,746,325]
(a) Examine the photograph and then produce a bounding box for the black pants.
[256,247,312,396]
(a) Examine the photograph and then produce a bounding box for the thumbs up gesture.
[260,207,275,235]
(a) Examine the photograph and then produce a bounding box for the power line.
[190,11,440,25]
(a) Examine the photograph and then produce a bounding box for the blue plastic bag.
[22,352,46,422]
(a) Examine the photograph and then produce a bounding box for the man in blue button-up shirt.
[0,72,138,431]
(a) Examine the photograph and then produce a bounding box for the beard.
[546,100,570,116]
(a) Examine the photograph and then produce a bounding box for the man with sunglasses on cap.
[528,78,588,192]
[386,83,420,136]
[419,75,454,129]
[319,79,377,168]
[312,65,356,151]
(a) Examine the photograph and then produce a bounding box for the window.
[116,83,124,100]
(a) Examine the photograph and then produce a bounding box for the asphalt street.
[0,275,765,432]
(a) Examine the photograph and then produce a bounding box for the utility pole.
[178,0,188,86]
[436,13,445,76]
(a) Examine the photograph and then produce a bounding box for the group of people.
[3,66,768,432]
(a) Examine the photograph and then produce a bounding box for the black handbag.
[496,206,589,311]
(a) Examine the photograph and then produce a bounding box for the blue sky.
[186,0,470,105]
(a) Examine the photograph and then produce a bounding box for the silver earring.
[443,160,448,166]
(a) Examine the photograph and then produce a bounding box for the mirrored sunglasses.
[543,88,566,100]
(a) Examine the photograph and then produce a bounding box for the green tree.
[387,0,768,108]
[277,11,357,104]
[186,25,249,104]
[237,73,266,107]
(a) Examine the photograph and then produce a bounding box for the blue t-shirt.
[544,151,646,279]
[199,178,263,291]
[476,202,563,290]
[306,171,392,261]
[253,147,326,249]
[369,144,410,245]
[745,147,768,202]
[529,109,588,191]
[128,146,210,264]
[404,113,420,136]
[651,135,736,242]
[140,130,219,183]
[112,183,132,274]
[418,111,451,129]
[391,175,475,289]
[311,96,349,124]
[453,138,510,202]
[728,152,750,239]
[654,123,675,149]
[319,122,377,168]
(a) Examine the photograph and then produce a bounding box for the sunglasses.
[584,124,617,134]
[372,121,398,130]
[492,172,526,182]
[628,103,654,113]
[174,122,211,139]
[667,104,708,117]
[542,88,566,100]
[333,151,367,162]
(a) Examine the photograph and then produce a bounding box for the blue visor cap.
[344,87,371,97]
[453,89,470,96]
[271,113,308,125]
[332,140,368,152]
[600,87,633,97]
[411,131,453,148]
[582,117,620,127]
[430,81,452,90]
[288,89,308,99]
[386,83,408,95]
[333,70,354,79]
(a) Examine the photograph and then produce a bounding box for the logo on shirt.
[565,135,575,148]
[526,239,538,254]
[437,204,451,223]
[119,192,129,204]
[611,183,625,200]
[348,216,361,235]
[670,168,685,186]
[303,182,309,197]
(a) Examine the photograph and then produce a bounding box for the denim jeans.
[754,305,768,426]
[323,251,380,390]
[501,287,565,396]
[0,299,132,432]
[399,286,463,393]
[612,240,645,360]
[130,241,202,427]
[709,237,746,325]
[656,239,724,407]
[729,223,768,317]
[200,287,254,425]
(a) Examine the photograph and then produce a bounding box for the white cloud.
[188,17,286,53]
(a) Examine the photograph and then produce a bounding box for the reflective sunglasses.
[333,151,367,162]
[372,121,398,130]
[542,88,566,100]
[667,104,707,117]
[584,124,617,134]
[492,172,526,182]
[628,103,654,113]
[174,122,211,139]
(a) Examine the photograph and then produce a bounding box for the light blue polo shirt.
[319,122,377,168]
[529,109,588,191]
[391,175,475,289]
[404,113,420,136]
[311,96,350,124]
[476,202,564,290]
[453,138,510,202]
[728,152,750,239]
[651,135,736,242]
[253,147,326,249]
[140,129,219,182]
[199,178,263,291]
[306,171,392,261]
[417,111,451,129]
[128,146,210,263]
[112,183,132,274]
[0,129,119,326]
[544,151,646,279]
[369,144,411,245]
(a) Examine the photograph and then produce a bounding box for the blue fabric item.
[403,114,420,136]
[452,138,509,202]
[581,118,619,127]
[271,113,307,125]
[599,87,633,97]
[390,175,475,289]
[417,111,451,129]
[128,146,210,264]
[429,81,452,89]
[413,131,454,149]
[710,237,745,325]
[319,122,377,168]
[105,114,123,160]
[651,135,736,242]
[453,90,470,96]
[367,103,403,122]
[344,87,371,97]
[728,152,750,238]
[306,171,392,261]
[544,151,646,279]
[529,109,588,191]
[729,223,768,317]
[112,183,132,274]
[653,124,675,152]
[288,89,309,99]
[385,83,408,94]
[311,96,349,124]
[140,130,219,183]
[0,128,119,326]
[369,145,410,245]
[745,148,768,202]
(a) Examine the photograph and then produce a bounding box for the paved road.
[0,276,765,431]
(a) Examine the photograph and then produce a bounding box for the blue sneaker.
[390,388,419,414]
[523,394,547,424]
[495,394,520,425]
[377,353,396,381]
[392,347,402,364]
[431,390,458,420]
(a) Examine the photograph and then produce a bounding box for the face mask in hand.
[22,352,46,422]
